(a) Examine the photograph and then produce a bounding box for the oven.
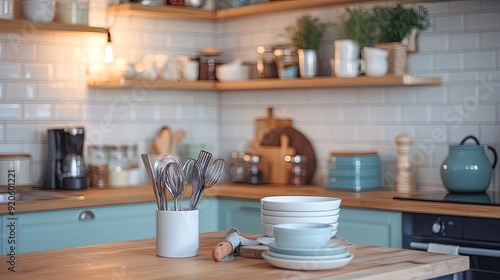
[402,213,500,280]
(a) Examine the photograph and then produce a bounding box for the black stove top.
[394,191,500,206]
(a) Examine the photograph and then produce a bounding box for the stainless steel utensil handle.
[410,241,500,258]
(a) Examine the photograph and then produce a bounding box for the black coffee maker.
[41,127,88,190]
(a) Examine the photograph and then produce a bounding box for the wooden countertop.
[3,184,500,219]
[1,232,468,279]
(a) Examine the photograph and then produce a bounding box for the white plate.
[266,250,350,261]
[262,251,353,271]
[263,223,337,238]
[261,196,341,212]
[262,214,339,224]
[261,208,340,217]
[267,238,347,256]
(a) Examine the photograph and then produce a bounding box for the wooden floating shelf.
[108,0,436,21]
[88,75,442,91]
[0,19,108,34]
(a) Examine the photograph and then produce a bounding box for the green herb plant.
[281,14,329,50]
[373,4,430,43]
[338,7,377,49]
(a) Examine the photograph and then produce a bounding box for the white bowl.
[23,0,55,22]
[262,214,339,225]
[216,64,250,82]
[261,196,341,212]
[261,208,340,217]
[263,222,338,238]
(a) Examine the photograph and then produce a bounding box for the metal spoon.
[141,154,161,209]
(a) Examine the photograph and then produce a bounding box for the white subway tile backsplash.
[0,42,4,59]
[450,33,479,50]
[402,106,429,122]
[23,63,53,80]
[38,44,66,62]
[449,83,481,102]
[481,125,500,143]
[449,125,480,140]
[0,124,3,141]
[480,31,500,48]
[447,71,478,82]
[408,54,433,71]
[372,107,399,122]
[434,15,464,32]
[342,107,371,122]
[417,87,447,103]
[53,63,84,81]
[55,104,82,120]
[357,125,386,141]
[450,1,480,12]
[434,53,462,70]
[6,43,36,60]
[464,51,496,68]
[171,34,197,49]
[6,124,38,141]
[0,83,4,99]
[328,125,356,140]
[0,63,21,79]
[480,0,500,10]
[6,83,36,100]
[24,104,52,119]
[0,104,21,119]
[466,12,500,30]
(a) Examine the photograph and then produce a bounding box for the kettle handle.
[460,135,480,145]
[460,135,497,169]
[487,144,497,169]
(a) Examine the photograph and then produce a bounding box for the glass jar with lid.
[125,143,140,185]
[273,45,298,79]
[108,145,130,187]
[243,153,265,185]
[87,145,109,188]
[198,48,223,81]
[284,155,307,185]
[256,45,278,78]
[229,151,246,183]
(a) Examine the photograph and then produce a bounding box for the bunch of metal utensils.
[141,150,224,211]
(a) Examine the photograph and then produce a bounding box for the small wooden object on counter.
[239,245,268,259]
[212,241,233,262]
[395,134,414,192]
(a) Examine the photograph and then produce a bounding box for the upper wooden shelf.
[108,0,434,21]
[0,19,108,34]
[87,75,442,91]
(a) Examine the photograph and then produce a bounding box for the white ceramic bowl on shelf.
[261,196,342,212]
[215,60,250,82]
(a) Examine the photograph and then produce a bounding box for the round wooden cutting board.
[260,126,316,185]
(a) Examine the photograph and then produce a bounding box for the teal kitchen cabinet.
[1,200,219,254]
[337,207,402,248]
[218,198,262,234]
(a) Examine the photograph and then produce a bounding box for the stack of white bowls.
[22,0,55,22]
[261,196,342,238]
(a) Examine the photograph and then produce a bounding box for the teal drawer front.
[218,198,262,234]
[14,203,157,253]
[337,207,402,248]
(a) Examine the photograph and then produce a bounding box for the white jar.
[0,154,32,187]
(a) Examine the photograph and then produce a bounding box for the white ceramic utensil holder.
[156,209,199,258]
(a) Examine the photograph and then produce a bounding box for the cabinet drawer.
[10,203,157,253]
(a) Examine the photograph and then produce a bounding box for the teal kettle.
[440,135,497,193]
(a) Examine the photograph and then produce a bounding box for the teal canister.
[440,135,497,193]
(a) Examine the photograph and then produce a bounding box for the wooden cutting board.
[255,107,292,140]
[255,134,295,184]
[260,126,316,185]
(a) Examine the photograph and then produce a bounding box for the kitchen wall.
[0,0,499,192]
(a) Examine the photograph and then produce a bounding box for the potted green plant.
[337,7,377,50]
[281,14,329,78]
[373,4,430,75]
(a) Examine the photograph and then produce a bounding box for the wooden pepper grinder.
[395,134,414,193]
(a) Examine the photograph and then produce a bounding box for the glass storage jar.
[243,153,264,185]
[108,145,130,187]
[273,46,298,79]
[229,151,246,183]
[125,143,140,185]
[87,145,109,188]
[285,155,307,185]
[256,45,278,78]
[198,48,222,80]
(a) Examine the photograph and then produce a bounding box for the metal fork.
[190,150,212,209]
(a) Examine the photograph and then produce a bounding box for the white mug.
[362,47,389,77]
[156,209,199,258]
[177,59,199,81]
[334,39,360,61]
[330,58,360,78]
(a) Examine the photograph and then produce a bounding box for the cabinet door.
[337,207,402,248]
[4,202,157,254]
[218,198,262,234]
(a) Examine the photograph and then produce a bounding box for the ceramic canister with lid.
[325,151,382,191]
[0,154,32,187]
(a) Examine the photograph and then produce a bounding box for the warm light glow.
[104,43,113,63]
